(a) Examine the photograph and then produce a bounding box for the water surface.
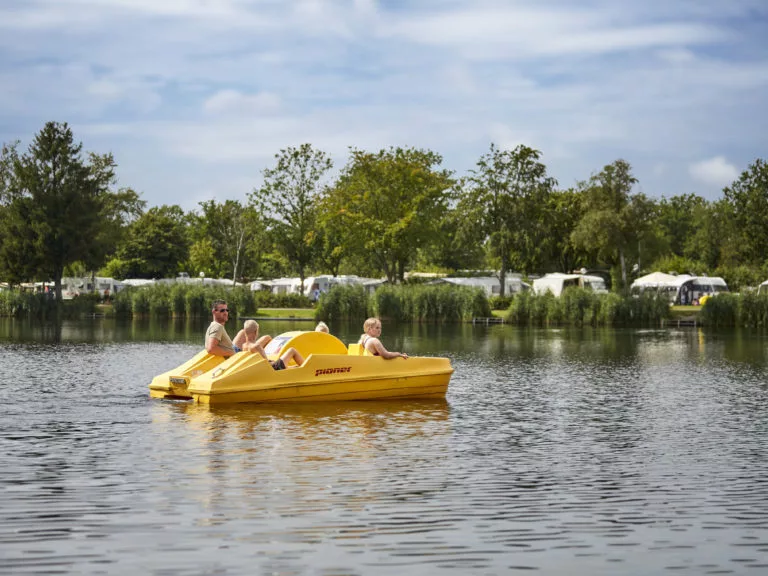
[1,319,767,575]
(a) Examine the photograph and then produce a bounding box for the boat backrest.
[348,343,364,355]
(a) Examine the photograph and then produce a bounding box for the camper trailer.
[532,273,607,297]
[433,275,530,296]
[61,277,124,300]
[631,272,728,304]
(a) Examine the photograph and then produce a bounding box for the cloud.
[0,0,766,208]
[689,156,740,188]
[203,90,281,116]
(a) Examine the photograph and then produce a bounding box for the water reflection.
[3,320,768,574]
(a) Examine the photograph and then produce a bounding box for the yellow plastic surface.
[149,331,453,405]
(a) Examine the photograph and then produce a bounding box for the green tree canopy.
[460,144,556,296]
[324,146,454,283]
[571,159,661,290]
[116,205,189,279]
[249,143,332,294]
[722,159,768,267]
[0,122,138,298]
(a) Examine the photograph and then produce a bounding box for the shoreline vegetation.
[4,283,768,328]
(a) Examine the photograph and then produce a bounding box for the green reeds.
[314,283,490,323]
[697,292,768,328]
[111,284,259,318]
[314,284,370,322]
[0,290,98,319]
[505,288,670,326]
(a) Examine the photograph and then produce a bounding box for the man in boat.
[232,319,305,370]
[359,317,408,359]
[205,300,236,358]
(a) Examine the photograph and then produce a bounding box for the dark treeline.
[2,121,768,300]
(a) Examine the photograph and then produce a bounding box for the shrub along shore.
[3,283,768,328]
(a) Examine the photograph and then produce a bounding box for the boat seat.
[348,343,364,356]
[347,343,374,356]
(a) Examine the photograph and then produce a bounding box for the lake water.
[1,318,767,575]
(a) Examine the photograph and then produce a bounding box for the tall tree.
[542,188,586,273]
[116,205,189,279]
[571,159,659,291]
[325,147,454,283]
[195,199,261,284]
[2,122,116,299]
[249,144,332,294]
[722,159,768,267]
[460,144,556,296]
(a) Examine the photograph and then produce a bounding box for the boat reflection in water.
[150,399,453,532]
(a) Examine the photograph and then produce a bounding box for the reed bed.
[0,290,98,319]
[112,284,260,318]
[315,284,490,323]
[506,288,670,327]
[699,292,768,327]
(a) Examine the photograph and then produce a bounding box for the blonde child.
[233,320,305,370]
[358,317,407,359]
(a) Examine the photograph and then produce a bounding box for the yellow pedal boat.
[149,330,454,405]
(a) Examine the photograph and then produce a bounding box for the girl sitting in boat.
[234,320,305,370]
[359,317,408,359]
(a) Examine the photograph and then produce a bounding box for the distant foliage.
[111,284,259,318]
[505,287,670,326]
[314,284,489,323]
[0,290,98,319]
[489,295,514,310]
[370,284,490,323]
[314,284,370,322]
[698,292,768,328]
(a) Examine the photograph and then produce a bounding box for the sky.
[1,0,767,211]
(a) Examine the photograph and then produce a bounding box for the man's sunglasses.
[216,308,230,313]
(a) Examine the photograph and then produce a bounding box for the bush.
[489,295,513,310]
[0,290,98,319]
[370,284,488,323]
[699,293,738,327]
[505,289,669,327]
[315,284,369,322]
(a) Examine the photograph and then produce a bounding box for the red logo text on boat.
[315,366,352,377]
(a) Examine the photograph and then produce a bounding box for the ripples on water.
[1,321,768,575]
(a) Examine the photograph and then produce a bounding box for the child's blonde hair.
[359,317,381,343]
[315,321,329,333]
[363,317,380,332]
[243,319,259,335]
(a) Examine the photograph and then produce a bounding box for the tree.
[194,199,261,284]
[656,194,706,259]
[722,159,768,267]
[571,159,660,291]
[116,205,189,278]
[249,144,332,294]
[542,188,586,273]
[460,144,556,296]
[1,122,118,299]
[415,206,486,272]
[325,146,454,283]
[0,142,37,285]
